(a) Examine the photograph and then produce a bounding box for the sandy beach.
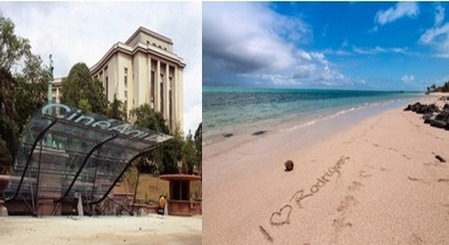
[203,93,449,244]
[0,215,201,245]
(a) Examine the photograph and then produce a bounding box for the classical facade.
[54,26,185,131]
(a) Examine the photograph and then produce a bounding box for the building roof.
[90,27,185,74]
[125,26,173,46]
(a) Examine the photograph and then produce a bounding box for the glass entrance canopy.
[3,103,171,210]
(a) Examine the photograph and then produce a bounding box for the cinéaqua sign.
[42,103,172,143]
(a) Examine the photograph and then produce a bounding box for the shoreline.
[203,93,449,244]
[204,95,421,161]
[203,90,423,146]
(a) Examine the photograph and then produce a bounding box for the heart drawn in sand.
[270,204,292,226]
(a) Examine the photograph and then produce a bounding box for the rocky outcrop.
[405,102,449,130]
[404,102,440,114]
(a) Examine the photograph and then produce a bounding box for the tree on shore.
[0,13,49,173]
[428,82,449,93]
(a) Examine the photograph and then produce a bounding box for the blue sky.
[203,2,449,91]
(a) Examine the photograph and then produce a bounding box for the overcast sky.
[203,2,449,91]
[0,1,202,135]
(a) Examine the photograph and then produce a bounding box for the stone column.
[176,66,184,132]
[164,64,170,121]
[155,59,161,113]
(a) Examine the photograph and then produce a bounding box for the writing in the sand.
[259,156,350,242]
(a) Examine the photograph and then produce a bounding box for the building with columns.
[53,26,185,131]
[91,26,185,131]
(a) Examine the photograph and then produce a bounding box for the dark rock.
[252,130,267,136]
[223,133,233,138]
[422,113,435,124]
[430,119,447,129]
[284,160,294,172]
[404,102,440,114]
[436,155,446,163]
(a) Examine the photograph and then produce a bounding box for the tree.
[182,131,198,174]
[160,125,184,174]
[130,104,182,174]
[0,13,31,70]
[194,123,202,175]
[0,13,49,173]
[129,104,169,134]
[61,62,108,114]
[106,94,127,121]
[428,81,449,93]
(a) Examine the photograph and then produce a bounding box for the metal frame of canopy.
[3,103,172,216]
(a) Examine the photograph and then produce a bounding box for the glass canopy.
[3,102,171,209]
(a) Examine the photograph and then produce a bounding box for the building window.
[169,90,172,128]
[124,90,128,100]
[105,76,109,99]
[124,67,128,88]
[150,71,155,109]
[169,76,172,127]
[160,73,164,115]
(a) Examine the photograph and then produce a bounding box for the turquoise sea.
[203,87,423,144]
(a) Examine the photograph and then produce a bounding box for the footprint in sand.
[348,181,364,192]
[388,147,399,152]
[402,154,412,160]
[380,167,388,171]
[330,217,353,244]
[337,195,359,213]
[359,170,371,178]
[363,164,375,169]
[438,178,449,183]
[332,217,353,232]
[407,176,428,184]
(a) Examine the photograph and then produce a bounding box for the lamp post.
[47,54,54,104]
[46,55,54,148]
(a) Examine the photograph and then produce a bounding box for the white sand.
[0,214,201,245]
[203,93,449,244]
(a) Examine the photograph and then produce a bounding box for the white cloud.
[203,2,346,87]
[434,4,445,27]
[352,46,409,55]
[0,2,202,134]
[375,2,419,25]
[401,74,415,83]
[419,5,449,58]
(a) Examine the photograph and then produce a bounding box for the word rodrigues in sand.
[259,156,350,243]
[42,103,170,143]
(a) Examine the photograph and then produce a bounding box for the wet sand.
[0,215,201,245]
[203,93,449,244]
